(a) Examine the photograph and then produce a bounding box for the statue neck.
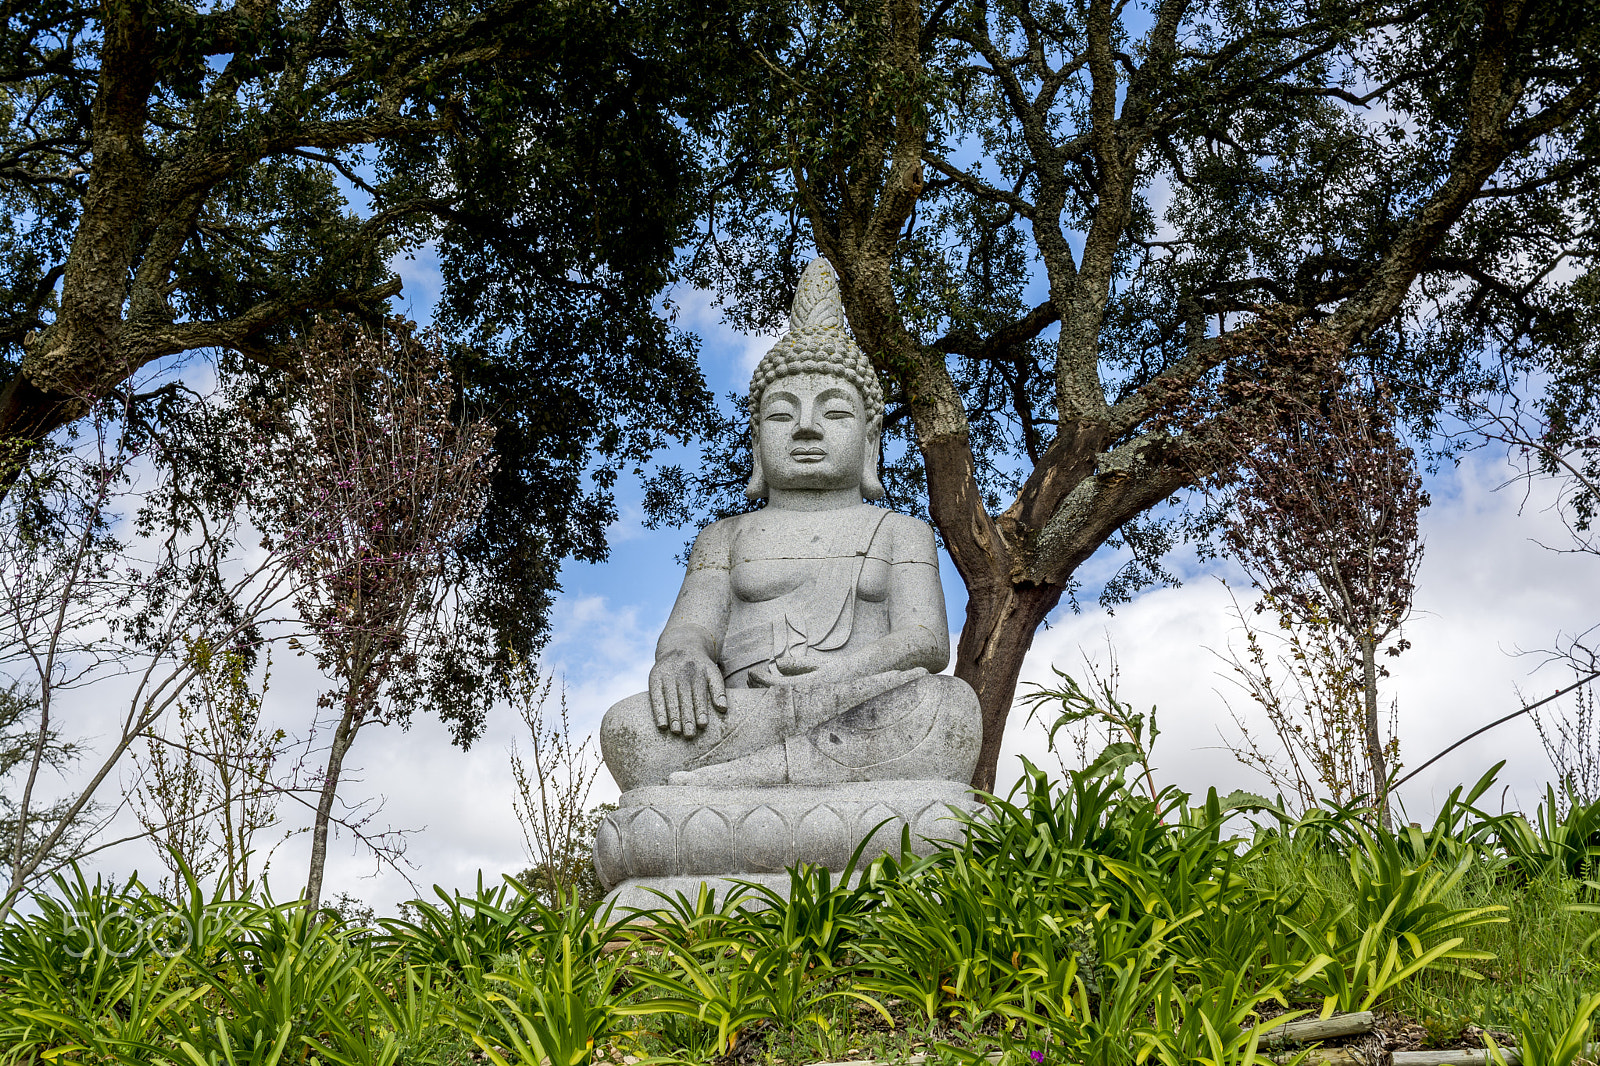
[764,486,864,512]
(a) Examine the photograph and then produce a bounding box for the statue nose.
[793,419,823,440]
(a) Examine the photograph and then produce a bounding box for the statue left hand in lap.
[600,259,981,793]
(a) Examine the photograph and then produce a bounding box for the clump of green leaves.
[5,741,1600,1065]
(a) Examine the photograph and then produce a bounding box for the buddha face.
[755,371,868,495]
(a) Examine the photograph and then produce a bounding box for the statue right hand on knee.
[649,649,727,738]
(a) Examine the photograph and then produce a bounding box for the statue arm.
[650,518,735,737]
[867,514,951,673]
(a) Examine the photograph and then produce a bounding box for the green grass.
[2,763,1598,1066]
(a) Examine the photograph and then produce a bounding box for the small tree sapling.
[132,639,288,898]
[1220,381,1427,826]
[264,319,495,911]
[1217,586,1398,816]
[0,393,301,919]
[506,658,606,906]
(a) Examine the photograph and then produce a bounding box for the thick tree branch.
[1325,0,1586,344]
[921,152,1039,218]
[930,299,1060,361]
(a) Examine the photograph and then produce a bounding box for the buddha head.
[746,258,885,502]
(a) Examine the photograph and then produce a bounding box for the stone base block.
[601,873,806,913]
[593,780,975,910]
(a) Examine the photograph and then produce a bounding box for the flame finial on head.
[787,257,847,332]
[748,258,883,424]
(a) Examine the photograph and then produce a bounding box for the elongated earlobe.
[862,426,885,501]
[745,422,768,500]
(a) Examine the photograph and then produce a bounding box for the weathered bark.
[955,582,1063,793]
[801,0,1200,789]
[0,0,483,457]
[914,416,1194,789]
[1325,0,1597,346]
[304,696,361,913]
[8,0,160,439]
[1359,636,1391,829]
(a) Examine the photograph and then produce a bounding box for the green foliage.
[448,893,635,1066]
[1492,784,1600,882]
[1021,663,1162,803]
[622,929,797,1055]
[0,0,756,748]
[4,757,1600,1065]
[1342,827,1508,951]
[657,0,1600,639]
[939,757,1528,1058]
[376,875,549,975]
[0,869,203,1064]
[1485,980,1600,1066]
[1286,904,1482,1016]
[173,905,373,1066]
[735,860,883,973]
[855,852,1040,1026]
[1149,973,1312,1066]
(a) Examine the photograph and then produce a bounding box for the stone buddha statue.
[592,258,981,906]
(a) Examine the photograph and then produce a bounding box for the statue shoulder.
[879,510,939,565]
[684,514,744,573]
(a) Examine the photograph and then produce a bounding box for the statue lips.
[790,446,827,463]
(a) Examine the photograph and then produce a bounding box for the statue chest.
[728,516,891,606]
[729,555,891,605]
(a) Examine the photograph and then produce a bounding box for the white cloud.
[672,286,783,385]
[604,500,651,545]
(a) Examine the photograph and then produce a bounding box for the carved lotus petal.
[737,805,794,873]
[912,801,964,855]
[621,806,676,879]
[593,813,627,889]
[856,802,903,852]
[680,807,734,876]
[797,804,853,870]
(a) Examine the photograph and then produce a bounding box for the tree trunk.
[1360,636,1391,829]
[954,581,1065,794]
[0,689,54,923]
[304,698,361,912]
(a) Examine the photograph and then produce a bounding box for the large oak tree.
[0,0,757,735]
[665,0,1599,789]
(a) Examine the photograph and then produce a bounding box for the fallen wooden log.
[814,1038,1383,1066]
[1275,1048,1519,1065]
[1412,1043,1600,1066]
[1268,1011,1377,1045]
[807,1034,1564,1066]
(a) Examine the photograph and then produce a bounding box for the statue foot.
[668,744,789,787]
